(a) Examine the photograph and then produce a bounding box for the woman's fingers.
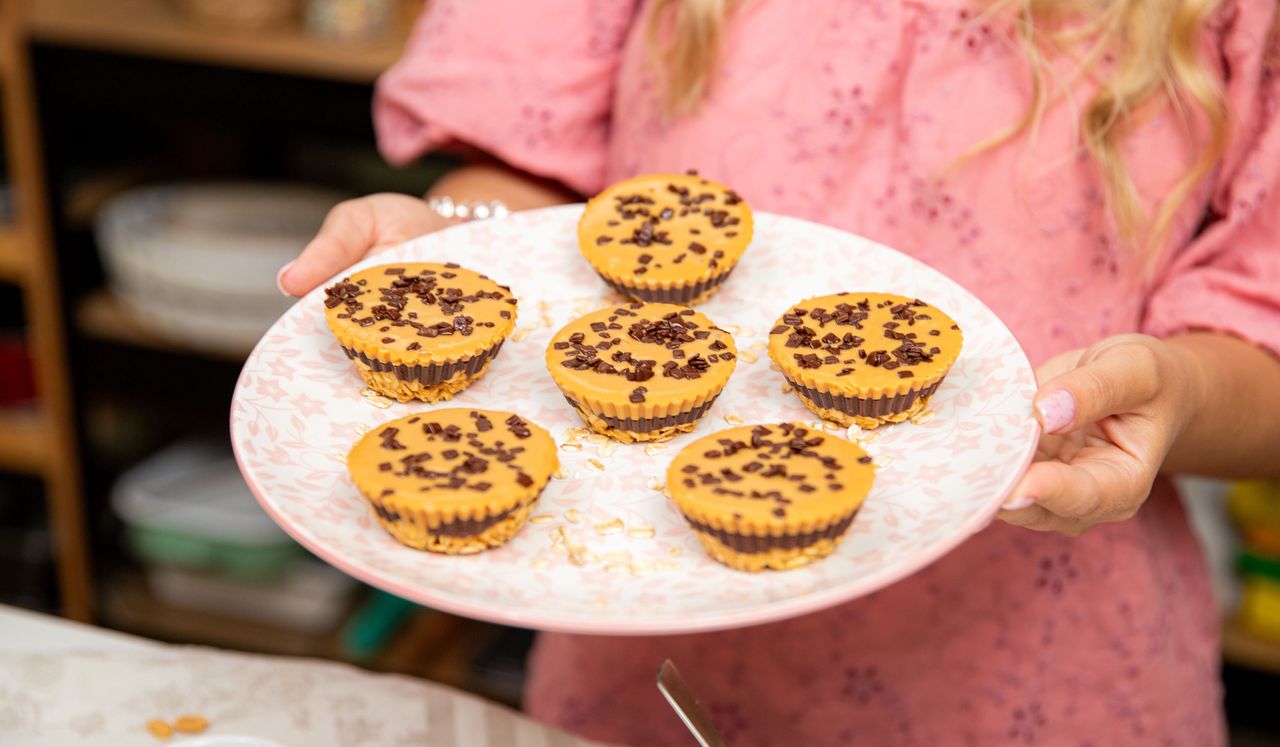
[1000,449,1151,533]
[996,501,1077,535]
[278,193,446,297]
[1033,336,1162,434]
[1032,348,1085,386]
[999,336,1187,536]
[279,198,378,297]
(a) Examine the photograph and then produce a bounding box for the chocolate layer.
[566,394,720,433]
[342,341,504,385]
[786,377,944,418]
[599,268,734,305]
[686,510,859,554]
[371,499,527,537]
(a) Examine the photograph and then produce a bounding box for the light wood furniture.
[28,0,412,83]
[0,0,417,624]
[1223,623,1280,676]
[0,0,93,621]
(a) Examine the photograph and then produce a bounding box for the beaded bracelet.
[427,195,511,222]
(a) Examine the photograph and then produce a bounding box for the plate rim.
[230,205,1041,635]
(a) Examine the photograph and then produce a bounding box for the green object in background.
[124,525,301,581]
[341,589,421,662]
[1227,479,1280,558]
[112,444,305,582]
[1240,550,1280,582]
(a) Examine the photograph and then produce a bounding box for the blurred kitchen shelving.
[1223,623,1280,676]
[0,406,48,474]
[28,0,416,84]
[104,571,527,706]
[76,289,250,360]
[75,286,253,361]
[0,0,94,622]
[0,225,30,280]
[2,0,537,705]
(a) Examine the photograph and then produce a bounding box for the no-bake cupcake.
[347,408,556,554]
[577,172,753,305]
[324,262,517,403]
[545,302,737,442]
[667,422,875,572]
[768,293,962,428]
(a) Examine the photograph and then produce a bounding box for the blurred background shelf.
[104,570,348,657]
[102,571,528,706]
[27,0,413,84]
[76,289,251,362]
[1223,623,1280,677]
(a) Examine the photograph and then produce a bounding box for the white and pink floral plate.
[231,205,1039,635]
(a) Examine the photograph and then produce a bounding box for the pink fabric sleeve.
[1143,0,1280,356]
[372,0,637,195]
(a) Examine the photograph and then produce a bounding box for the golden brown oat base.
[801,392,932,429]
[569,402,698,443]
[355,359,494,403]
[370,499,538,554]
[693,532,845,572]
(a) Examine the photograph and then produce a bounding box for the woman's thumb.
[278,199,376,297]
[1033,341,1161,434]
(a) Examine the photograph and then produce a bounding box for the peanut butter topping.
[545,302,737,409]
[768,292,962,391]
[324,262,517,362]
[578,173,753,286]
[667,423,874,528]
[348,409,556,517]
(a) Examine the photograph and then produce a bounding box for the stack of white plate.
[95,183,346,354]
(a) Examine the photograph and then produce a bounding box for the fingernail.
[276,260,295,297]
[1035,389,1075,433]
[1003,495,1037,510]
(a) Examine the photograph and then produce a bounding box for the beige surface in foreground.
[0,605,619,747]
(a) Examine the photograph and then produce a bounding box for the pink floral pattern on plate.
[230,206,1038,634]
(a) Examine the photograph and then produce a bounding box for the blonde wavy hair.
[647,0,1229,251]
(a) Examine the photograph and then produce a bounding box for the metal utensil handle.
[656,659,729,747]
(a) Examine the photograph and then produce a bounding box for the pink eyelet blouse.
[373,1,1280,743]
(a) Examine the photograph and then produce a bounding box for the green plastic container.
[112,444,301,581]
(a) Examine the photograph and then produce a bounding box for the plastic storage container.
[111,443,302,580]
[147,563,356,633]
[95,183,345,353]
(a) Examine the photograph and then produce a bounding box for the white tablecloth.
[0,605,617,747]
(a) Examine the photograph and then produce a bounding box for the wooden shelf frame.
[1223,622,1280,676]
[0,225,30,282]
[0,0,93,622]
[26,0,410,84]
[75,289,252,361]
[0,0,417,626]
[0,406,48,474]
[0,0,415,625]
